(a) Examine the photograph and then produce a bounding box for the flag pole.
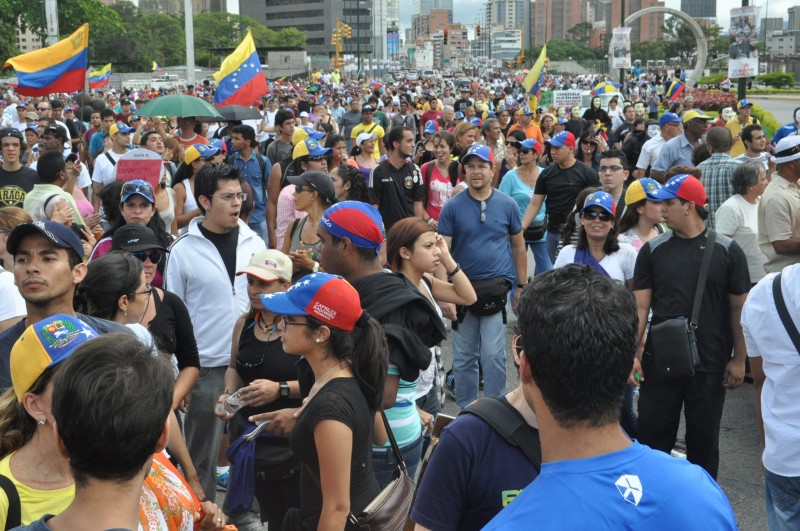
[184,0,195,86]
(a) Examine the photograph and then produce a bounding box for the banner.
[540,90,582,109]
[611,28,632,70]
[44,0,59,45]
[728,6,760,78]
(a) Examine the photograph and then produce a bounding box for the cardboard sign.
[540,90,582,109]
[115,149,164,188]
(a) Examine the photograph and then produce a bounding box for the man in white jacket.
[165,163,266,501]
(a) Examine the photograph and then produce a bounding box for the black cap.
[7,221,84,260]
[287,170,336,203]
[111,224,167,253]
[0,128,24,142]
[361,105,374,113]
[120,98,131,105]
[41,125,66,140]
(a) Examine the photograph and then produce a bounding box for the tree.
[545,39,598,62]
[566,22,593,43]
[663,16,721,63]
[631,41,666,63]
[758,72,795,88]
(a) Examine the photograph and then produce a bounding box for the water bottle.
[216,389,246,417]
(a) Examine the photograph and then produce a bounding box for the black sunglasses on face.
[581,210,614,222]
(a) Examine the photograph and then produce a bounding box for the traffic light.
[342,24,352,39]
[518,56,525,67]
[476,24,480,37]
[332,34,339,46]
[443,29,448,45]
[544,57,550,68]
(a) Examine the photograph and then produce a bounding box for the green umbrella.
[135,94,223,119]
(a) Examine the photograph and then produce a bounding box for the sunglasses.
[37,107,50,111]
[307,155,326,162]
[131,250,163,264]
[518,148,533,155]
[121,181,154,200]
[295,185,315,193]
[581,210,614,222]
[480,200,486,223]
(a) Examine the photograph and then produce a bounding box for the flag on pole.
[152,61,163,72]
[666,79,685,101]
[523,44,547,109]
[213,30,268,107]
[88,63,111,89]
[3,24,89,96]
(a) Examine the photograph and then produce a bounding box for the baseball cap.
[120,98,131,105]
[737,99,753,109]
[361,105,374,113]
[25,112,39,121]
[582,191,616,216]
[6,221,84,260]
[291,125,324,145]
[659,112,682,126]
[299,111,310,118]
[10,314,99,401]
[556,117,568,125]
[546,131,576,149]
[355,132,377,147]
[111,223,166,252]
[236,250,292,282]
[185,143,220,164]
[293,137,331,160]
[423,120,439,135]
[109,122,135,136]
[260,273,363,332]
[522,106,534,115]
[120,180,155,204]
[653,174,707,206]
[0,128,24,143]
[461,143,493,165]
[208,138,226,152]
[772,135,800,164]
[454,111,465,120]
[274,109,295,126]
[512,138,543,156]
[289,170,336,202]
[624,178,662,205]
[682,110,712,123]
[468,117,481,126]
[321,201,384,253]
[41,124,66,139]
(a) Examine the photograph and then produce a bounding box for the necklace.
[256,311,275,334]
[296,360,351,415]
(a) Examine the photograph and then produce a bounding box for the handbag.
[773,272,800,353]
[649,231,716,379]
[468,277,511,317]
[523,220,546,242]
[348,410,415,531]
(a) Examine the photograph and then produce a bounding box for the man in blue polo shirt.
[438,144,527,408]
[484,266,738,530]
[651,110,712,182]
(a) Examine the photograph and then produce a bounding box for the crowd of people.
[0,64,798,530]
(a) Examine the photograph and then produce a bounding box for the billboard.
[728,6,760,78]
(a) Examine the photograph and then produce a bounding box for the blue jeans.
[765,467,800,531]
[372,436,423,489]
[248,219,267,245]
[526,240,553,276]
[452,309,507,408]
[546,231,561,264]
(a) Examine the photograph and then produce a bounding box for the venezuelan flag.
[4,24,89,96]
[666,79,685,102]
[88,63,111,89]
[213,30,267,107]
[523,45,547,108]
[152,61,163,72]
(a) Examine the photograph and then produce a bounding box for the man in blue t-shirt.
[438,144,527,408]
[484,266,738,530]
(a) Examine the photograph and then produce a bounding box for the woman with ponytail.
[258,273,388,531]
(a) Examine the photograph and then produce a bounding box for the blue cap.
[546,131,576,149]
[461,143,493,164]
[659,112,682,126]
[6,221,85,260]
[454,111,465,120]
[423,120,438,134]
[653,174,707,206]
[208,138,225,151]
[109,122,135,136]
[624,178,663,205]
[557,117,568,125]
[737,99,753,109]
[512,138,542,156]
[300,125,324,140]
[185,143,220,164]
[582,191,616,216]
[120,179,155,204]
[469,117,481,126]
[522,106,533,115]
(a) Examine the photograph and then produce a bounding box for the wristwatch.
[279,381,290,398]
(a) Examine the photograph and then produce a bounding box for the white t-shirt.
[91,149,127,186]
[636,134,667,171]
[715,194,767,283]
[554,243,637,283]
[29,155,92,189]
[735,152,769,171]
[0,268,25,322]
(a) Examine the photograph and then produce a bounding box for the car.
[442,69,453,77]
[406,71,419,81]
[454,71,466,78]
[421,69,435,79]
[383,73,397,83]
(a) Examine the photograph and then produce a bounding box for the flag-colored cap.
[582,191,616,216]
[624,178,662,205]
[654,174,707,206]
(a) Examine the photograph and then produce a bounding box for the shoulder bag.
[649,231,716,379]
[773,272,800,353]
[348,409,415,531]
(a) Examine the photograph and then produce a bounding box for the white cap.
[356,132,377,147]
[772,135,800,164]
[299,111,309,118]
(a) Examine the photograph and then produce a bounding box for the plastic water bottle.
[216,389,246,417]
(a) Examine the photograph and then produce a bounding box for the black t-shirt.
[198,223,238,284]
[367,159,425,232]
[236,319,302,419]
[533,160,600,232]
[0,166,39,208]
[454,98,471,113]
[564,117,586,139]
[633,230,751,372]
[149,288,200,371]
[291,378,380,524]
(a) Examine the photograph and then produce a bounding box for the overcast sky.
[399,0,797,33]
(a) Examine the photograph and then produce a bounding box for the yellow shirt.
[726,116,757,157]
[351,122,385,160]
[0,452,74,528]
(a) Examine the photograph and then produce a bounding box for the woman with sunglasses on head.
[348,132,378,185]
[256,274,388,531]
[500,139,553,276]
[576,130,602,171]
[173,143,222,232]
[140,130,178,235]
[553,191,637,289]
[214,251,301,531]
[87,179,174,288]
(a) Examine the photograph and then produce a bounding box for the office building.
[532,0,586,46]
[486,0,526,32]
[412,0,454,17]
[790,6,800,31]
[680,0,715,18]
[761,18,784,40]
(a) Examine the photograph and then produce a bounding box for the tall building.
[532,0,586,46]
[790,6,800,31]
[412,9,450,41]
[139,0,227,14]
[16,24,41,53]
[680,0,715,18]
[486,0,525,32]
[607,0,664,44]
[761,17,784,40]
[412,0,454,17]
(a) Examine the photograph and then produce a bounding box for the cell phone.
[66,153,78,163]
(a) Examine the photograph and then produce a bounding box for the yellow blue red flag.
[666,79,685,102]
[523,45,547,95]
[213,30,267,107]
[4,24,89,96]
[88,63,111,89]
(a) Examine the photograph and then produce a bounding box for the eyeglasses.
[581,210,614,222]
[295,185,314,193]
[480,200,486,223]
[121,181,154,200]
[512,334,524,357]
[215,192,247,202]
[133,285,152,297]
[307,155,326,162]
[278,315,312,328]
[132,285,153,324]
[37,107,50,111]
[131,250,163,264]
[598,165,624,173]
[518,148,532,155]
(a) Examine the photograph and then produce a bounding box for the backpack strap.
[0,474,21,530]
[104,151,117,166]
[773,273,800,353]
[458,396,541,471]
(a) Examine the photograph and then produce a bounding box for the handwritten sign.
[115,149,164,188]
